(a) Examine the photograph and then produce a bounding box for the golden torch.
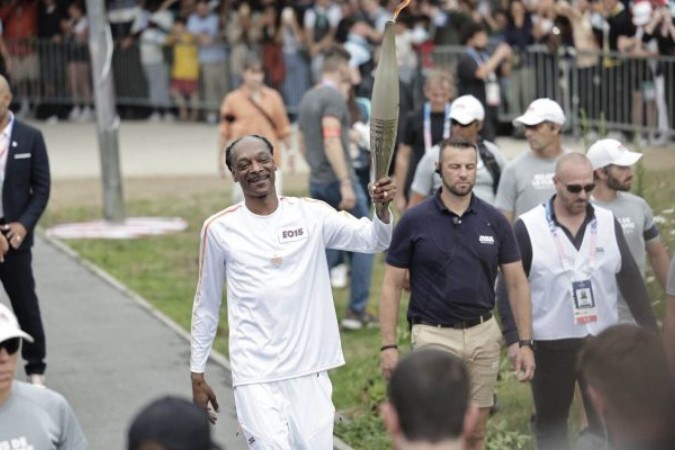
[370,1,409,185]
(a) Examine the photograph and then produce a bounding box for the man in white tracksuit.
[190,134,395,449]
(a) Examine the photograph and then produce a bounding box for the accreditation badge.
[572,279,597,325]
[486,80,500,106]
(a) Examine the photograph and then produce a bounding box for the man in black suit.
[0,75,50,385]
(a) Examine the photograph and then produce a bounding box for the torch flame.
[393,0,412,21]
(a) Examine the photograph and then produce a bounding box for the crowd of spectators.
[0,0,674,137]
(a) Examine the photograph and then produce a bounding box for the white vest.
[521,204,622,340]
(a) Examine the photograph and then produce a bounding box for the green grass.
[43,166,675,450]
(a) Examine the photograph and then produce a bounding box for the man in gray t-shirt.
[587,139,670,323]
[495,98,568,222]
[409,95,507,207]
[0,303,87,449]
[297,46,377,330]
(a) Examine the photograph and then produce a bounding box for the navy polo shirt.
[387,189,521,324]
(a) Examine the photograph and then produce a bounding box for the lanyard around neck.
[545,201,598,273]
[466,48,489,64]
[423,102,451,152]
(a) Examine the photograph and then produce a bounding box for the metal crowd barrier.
[3,38,674,141]
[433,45,675,141]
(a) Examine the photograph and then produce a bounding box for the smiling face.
[229,136,277,199]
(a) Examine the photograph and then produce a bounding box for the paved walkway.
[38,120,590,181]
[2,235,246,449]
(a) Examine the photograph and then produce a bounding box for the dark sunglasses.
[563,182,595,194]
[0,337,20,355]
[450,119,476,127]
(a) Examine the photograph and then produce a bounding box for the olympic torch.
[370,20,399,185]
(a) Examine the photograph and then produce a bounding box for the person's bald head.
[553,153,595,215]
[555,153,593,179]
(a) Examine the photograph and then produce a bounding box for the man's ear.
[380,402,401,437]
[462,404,479,439]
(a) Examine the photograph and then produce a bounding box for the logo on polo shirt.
[479,235,495,244]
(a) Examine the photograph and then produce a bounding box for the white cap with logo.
[513,98,566,126]
[449,95,485,125]
[586,138,643,170]
[0,303,33,344]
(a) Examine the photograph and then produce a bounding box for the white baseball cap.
[632,1,652,26]
[513,98,566,126]
[586,138,643,170]
[449,95,485,125]
[0,303,33,344]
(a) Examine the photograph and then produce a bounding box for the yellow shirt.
[171,34,199,81]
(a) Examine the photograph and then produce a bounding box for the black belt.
[411,312,493,330]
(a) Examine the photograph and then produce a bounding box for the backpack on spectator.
[477,139,501,194]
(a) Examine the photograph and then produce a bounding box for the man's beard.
[445,183,473,197]
[607,175,631,192]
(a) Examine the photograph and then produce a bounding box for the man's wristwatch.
[518,339,535,349]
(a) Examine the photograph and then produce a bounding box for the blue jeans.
[310,180,374,314]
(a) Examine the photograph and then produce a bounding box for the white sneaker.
[162,112,176,123]
[45,115,59,125]
[68,106,81,122]
[78,106,93,122]
[330,264,348,289]
[148,111,162,122]
[28,374,46,387]
[650,133,669,147]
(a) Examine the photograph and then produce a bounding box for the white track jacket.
[190,197,392,386]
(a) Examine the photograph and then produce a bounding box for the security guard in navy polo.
[379,136,535,450]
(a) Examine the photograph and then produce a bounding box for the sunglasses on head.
[563,182,595,194]
[0,337,20,355]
